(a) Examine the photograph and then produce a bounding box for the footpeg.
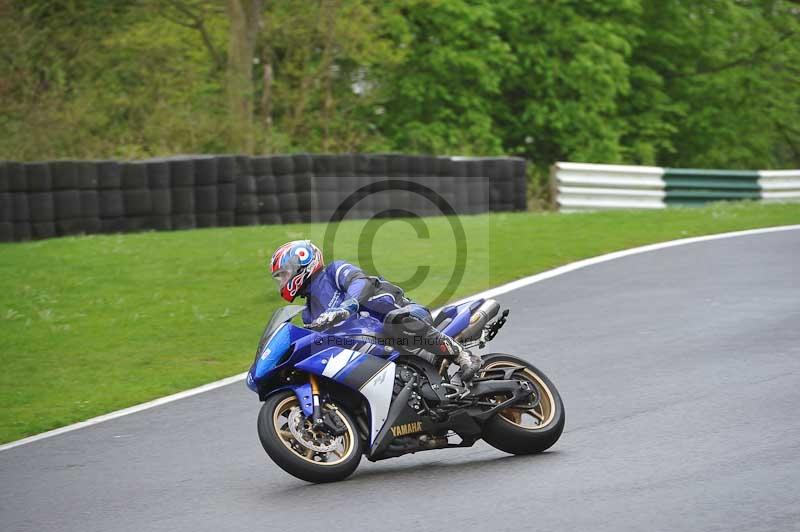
[441,382,471,400]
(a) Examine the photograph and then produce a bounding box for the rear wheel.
[480,354,565,455]
[257,391,363,483]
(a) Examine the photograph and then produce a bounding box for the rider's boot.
[454,349,482,383]
[438,334,482,387]
[383,305,481,386]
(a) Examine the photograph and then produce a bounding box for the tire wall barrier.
[0,154,526,242]
[553,162,800,211]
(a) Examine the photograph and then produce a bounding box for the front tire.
[480,354,565,455]
[257,391,363,483]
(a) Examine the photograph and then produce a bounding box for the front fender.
[261,383,314,418]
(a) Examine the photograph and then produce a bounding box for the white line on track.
[3,223,799,452]
[449,224,800,306]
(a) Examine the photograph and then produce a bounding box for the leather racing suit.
[299,260,480,380]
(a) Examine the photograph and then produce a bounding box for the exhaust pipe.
[456,299,500,342]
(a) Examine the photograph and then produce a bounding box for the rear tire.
[480,354,565,455]
[257,391,363,483]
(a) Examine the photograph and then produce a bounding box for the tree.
[257,0,403,152]
[226,0,262,153]
[1,0,798,170]
[630,0,800,168]
[375,0,512,154]
[493,0,642,165]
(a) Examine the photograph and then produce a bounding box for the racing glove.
[309,298,359,329]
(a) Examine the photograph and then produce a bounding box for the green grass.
[1,201,799,443]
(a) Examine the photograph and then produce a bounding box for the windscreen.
[255,305,305,358]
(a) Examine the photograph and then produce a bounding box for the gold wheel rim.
[272,396,356,466]
[482,361,556,431]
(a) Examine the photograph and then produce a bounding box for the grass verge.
[1,201,799,443]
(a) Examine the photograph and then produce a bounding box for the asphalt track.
[2,229,799,532]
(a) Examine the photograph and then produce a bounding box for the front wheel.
[257,391,363,483]
[480,353,565,455]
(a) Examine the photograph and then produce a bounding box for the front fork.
[309,374,324,427]
[285,374,323,422]
[265,377,324,421]
[304,374,347,437]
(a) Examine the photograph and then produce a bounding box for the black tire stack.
[147,159,172,231]
[169,158,196,231]
[342,154,360,219]
[511,158,527,211]
[0,154,527,242]
[406,155,430,217]
[466,159,489,215]
[385,154,410,217]
[194,156,219,228]
[292,153,316,224]
[235,156,259,227]
[25,163,56,239]
[272,155,298,224]
[430,156,456,216]
[8,163,31,240]
[483,158,514,212]
[445,158,467,214]
[121,162,152,232]
[98,161,124,234]
[253,156,280,226]
[217,156,237,227]
[78,161,101,235]
[0,163,13,241]
[51,161,81,236]
[312,154,339,222]
[359,154,386,218]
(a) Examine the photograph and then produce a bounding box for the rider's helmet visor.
[272,268,293,289]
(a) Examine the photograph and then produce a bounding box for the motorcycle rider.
[269,240,482,384]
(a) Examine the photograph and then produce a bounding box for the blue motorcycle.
[246,298,564,483]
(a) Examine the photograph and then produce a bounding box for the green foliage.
[258,0,404,152]
[625,0,800,168]
[375,0,512,154]
[0,0,230,159]
[495,0,642,164]
[1,202,798,443]
[0,0,798,169]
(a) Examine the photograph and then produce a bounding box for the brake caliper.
[322,409,347,436]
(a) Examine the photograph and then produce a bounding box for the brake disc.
[287,406,341,453]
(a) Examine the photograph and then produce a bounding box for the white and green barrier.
[553,162,800,211]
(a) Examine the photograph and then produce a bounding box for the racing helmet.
[270,240,324,302]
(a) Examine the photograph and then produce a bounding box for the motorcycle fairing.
[247,322,316,392]
[441,299,485,337]
[252,324,292,380]
[296,347,397,445]
[358,362,396,445]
